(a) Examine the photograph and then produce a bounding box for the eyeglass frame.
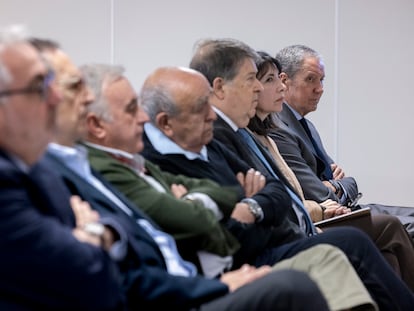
[0,69,55,101]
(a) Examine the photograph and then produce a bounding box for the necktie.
[299,118,333,180]
[237,128,317,236]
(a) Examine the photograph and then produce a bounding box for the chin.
[136,143,144,154]
[202,135,213,146]
[249,110,257,118]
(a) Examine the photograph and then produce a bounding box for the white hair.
[0,24,30,103]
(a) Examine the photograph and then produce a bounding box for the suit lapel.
[42,151,170,264]
[278,104,329,176]
[279,104,316,153]
[24,156,76,225]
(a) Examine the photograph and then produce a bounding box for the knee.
[271,270,329,309]
[371,214,410,241]
[311,244,349,263]
[327,226,371,242]
[372,214,401,229]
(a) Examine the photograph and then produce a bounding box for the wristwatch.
[241,198,264,222]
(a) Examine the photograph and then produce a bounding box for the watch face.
[248,205,259,217]
[242,199,263,222]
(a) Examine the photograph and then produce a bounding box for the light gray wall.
[1,0,413,206]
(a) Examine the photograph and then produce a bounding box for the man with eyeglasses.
[0,24,126,310]
[0,69,54,100]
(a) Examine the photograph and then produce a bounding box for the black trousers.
[254,226,414,311]
[198,269,329,311]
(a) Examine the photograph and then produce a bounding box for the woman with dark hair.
[247,51,342,222]
[248,50,414,292]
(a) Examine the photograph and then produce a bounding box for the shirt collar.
[83,141,133,159]
[8,153,31,173]
[144,122,208,161]
[47,142,91,180]
[82,141,146,172]
[284,102,303,121]
[212,106,239,132]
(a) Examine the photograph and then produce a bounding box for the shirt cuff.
[184,192,223,220]
[100,216,128,262]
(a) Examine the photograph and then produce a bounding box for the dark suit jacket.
[213,116,304,227]
[273,103,357,203]
[0,150,123,311]
[142,133,294,228]
[142,134,309,266]
[41,152,229,310]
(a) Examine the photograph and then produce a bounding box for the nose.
[315,80,324,94]
[207,104,217,121]
[84,86,95,106]
[254,78,264,92]
[137,105,150,124]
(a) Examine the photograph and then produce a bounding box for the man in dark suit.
[274,44,414,238]
[27,37,337,311]
[188,37,414,308]
[0,25,125,311]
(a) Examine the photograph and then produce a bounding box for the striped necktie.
[237,128,317,236]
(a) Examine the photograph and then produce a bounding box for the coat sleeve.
[150,161,241,218]
[89,156,239,257]
[0,164,123,311]
[269,128,338,203]
[213,123,292,227]
[124,259,228,310]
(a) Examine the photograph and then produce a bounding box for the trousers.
[198,269,329,311]
[368,213,414,291]
[271,244,377,311]
[254,226,414,310]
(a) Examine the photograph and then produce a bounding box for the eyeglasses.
[0,70,55,101]
[60,75,86,94]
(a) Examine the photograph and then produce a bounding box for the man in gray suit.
[271,44,414,238]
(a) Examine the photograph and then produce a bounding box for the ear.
[211,77,226,100]
[86,113,106,140]
[155,112,174,137]
[279,72,289,84]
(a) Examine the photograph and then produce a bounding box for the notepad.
[314,207,372,235]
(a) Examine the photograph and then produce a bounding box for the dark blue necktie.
[299,118,333,180]
[237,128,317,236]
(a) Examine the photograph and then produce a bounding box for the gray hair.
[0,24,29,103]
[189,38,260,86]
[276,44,322,79]
[80,63,125,122]
[140,85,179,124]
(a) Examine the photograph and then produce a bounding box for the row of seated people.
[1,24,414,310]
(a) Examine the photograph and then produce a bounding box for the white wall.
[1,0,413,206]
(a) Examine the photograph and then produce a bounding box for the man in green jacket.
[80,72,252,278]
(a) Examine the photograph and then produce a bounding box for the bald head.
[143,66,206,88]
[141,66,216,153]
[141,66,211,123]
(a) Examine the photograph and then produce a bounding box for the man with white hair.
[0,25,125,310]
